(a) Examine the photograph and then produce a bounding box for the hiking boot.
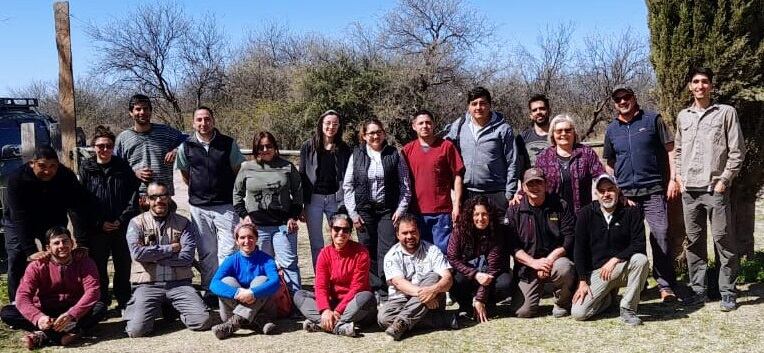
[384,319,409,341]
[619,307,642,326]
[211,314,243,340]
[334,322,358,337]
[303,320,321,333]
[552,305,570,318]
[683,292,708,307]
[660,288,677,303]
[261,322,277,335]
[720,295,737,312]
[22,331,47,350]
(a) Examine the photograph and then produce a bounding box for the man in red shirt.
[401,109,465,254]
[0,227,105,350]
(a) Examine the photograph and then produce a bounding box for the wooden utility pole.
[54,1,77,170]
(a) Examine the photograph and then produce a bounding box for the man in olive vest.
[123,182,210,337]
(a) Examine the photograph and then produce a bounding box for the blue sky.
[0,0,649,96]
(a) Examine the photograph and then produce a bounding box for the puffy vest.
[183,131,236,206]
[351,144,401,213]
[129,212,193,284]
[605,110,666,191]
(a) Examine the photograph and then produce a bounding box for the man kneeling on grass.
[0,227,106,350]
[571,175,649,326]
[377,213,458,341]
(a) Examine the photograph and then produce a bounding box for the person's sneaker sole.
[262,322,277,335]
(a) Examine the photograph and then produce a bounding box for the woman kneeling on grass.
[210,223,280,339]
[293,213,377,337]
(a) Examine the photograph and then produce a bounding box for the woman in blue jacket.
[210,223,281,339]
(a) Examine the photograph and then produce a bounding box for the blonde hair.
[548,114,579,146]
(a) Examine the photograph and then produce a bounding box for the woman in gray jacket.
[233,131,303,294]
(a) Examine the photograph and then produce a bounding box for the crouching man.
[377,214,457,341]
[571,175,649,326]
[124,182,211,337]
[0,227,106,350]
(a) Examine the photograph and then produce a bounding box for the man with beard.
[0,227,105,350]
[378,214,456,341]
[603,85,679,303]
[517,94,552,170]
[123,182,210,337]
[114,94,186,195]
[571,175,649,326]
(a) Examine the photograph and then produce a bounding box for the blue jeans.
[257,225,301,294]
[304,193,340,269]
[190,203,238,289]
[417,213,452,254]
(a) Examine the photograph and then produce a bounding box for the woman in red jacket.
[293,213,376,337]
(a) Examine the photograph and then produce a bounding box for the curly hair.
[455,195,500,240]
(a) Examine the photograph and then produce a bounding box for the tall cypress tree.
[647,0,764,257]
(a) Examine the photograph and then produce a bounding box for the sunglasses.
[94,143,114,150]
[332,226,352,233]
[147,193,169,201]
[612,94,633,103]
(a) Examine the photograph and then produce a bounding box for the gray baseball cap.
[594,174,618,188]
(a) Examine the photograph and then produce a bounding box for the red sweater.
[314,241,370,314]
[15,257,100,325]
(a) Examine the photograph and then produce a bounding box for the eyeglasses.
[612,94,633,103]
[554,128,574,134]
[365,130,383,136]
[331,226,352,233]
[147,193,169,201]
[258,143,274,151]
[94,143,114,150]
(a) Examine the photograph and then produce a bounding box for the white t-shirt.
[383,240,452,300]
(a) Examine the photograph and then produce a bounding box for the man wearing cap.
[506,168,575,318]
[571,174,649,326]
[603,85,679,302]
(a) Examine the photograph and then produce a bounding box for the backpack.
[442,116,467,153]
[273,269,293,318]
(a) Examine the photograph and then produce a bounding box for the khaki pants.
[512,257,575,318]
[571,253,649,321]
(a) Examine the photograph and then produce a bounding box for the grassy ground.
[1,175,762,353]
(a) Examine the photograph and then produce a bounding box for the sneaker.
[448,313,461,330]
[720,295,737,312]
[552,305,569,318]
[22,331,47,350]
[302,320,321,333]
[384,319,409,341]
[211,315,243,340]
[334,322,358,337]
[683,292,708,307]
[660,288,677,303]
[261,322,277,335]
[619,307,642,326]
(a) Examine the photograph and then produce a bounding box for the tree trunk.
[731,184,756,259]
[667,196,687,272]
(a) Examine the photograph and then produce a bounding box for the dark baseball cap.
[611,85,635,98]
[523,168,546,184]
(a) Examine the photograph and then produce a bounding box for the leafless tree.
[180,15,227,108]
[514,23,575,96]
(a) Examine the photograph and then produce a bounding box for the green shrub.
[739,251,764,283]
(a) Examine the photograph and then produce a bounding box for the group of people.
[0,66,747,348]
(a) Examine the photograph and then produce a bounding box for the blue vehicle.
[0,98,63,272]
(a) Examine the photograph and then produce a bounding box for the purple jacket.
[534,144,605,213]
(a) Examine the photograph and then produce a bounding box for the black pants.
[356,204,396,298]
[450,271,513,313]
[88,228,132,308]
[0,302,107,343]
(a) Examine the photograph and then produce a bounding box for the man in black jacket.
[2,146,89,302]
[507,168,576,318]
[571,174,649,326]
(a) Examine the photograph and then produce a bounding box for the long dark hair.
[312,110,347,152]
[455,196,500,239]
[252,131,280,163]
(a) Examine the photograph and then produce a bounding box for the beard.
[600,197,617,209]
